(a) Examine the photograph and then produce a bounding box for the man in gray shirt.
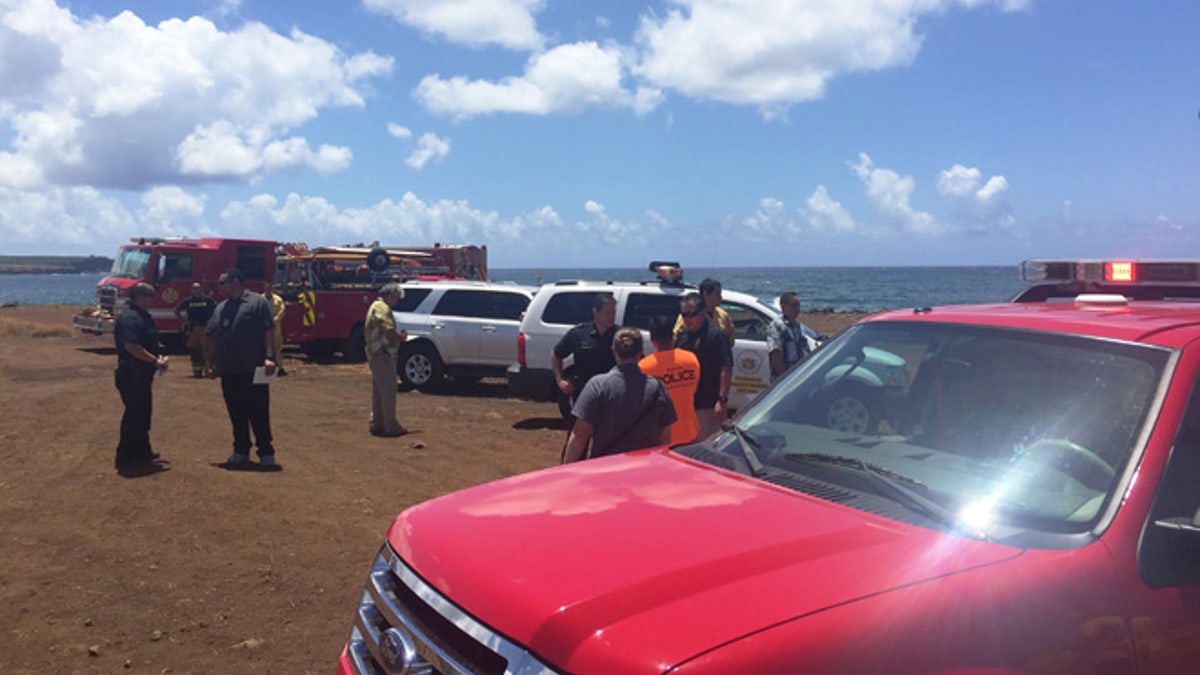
[205,268,278,467]
[563,327,676,463]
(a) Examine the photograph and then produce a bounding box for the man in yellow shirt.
[364,283,408,436]
[673,277,735,345]
[264,283,288,376]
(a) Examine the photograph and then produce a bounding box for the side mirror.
[1155,507,1200,534]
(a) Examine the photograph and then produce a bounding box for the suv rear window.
[394,288,432,312]
[624,292,684,330]
[542,291,602,325]
[434,290,530,320]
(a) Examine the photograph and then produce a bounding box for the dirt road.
[0,305,861,673]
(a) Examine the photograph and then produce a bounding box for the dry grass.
[0,304,82,338]
[0,317,74,338]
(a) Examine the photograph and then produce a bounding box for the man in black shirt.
[675,291,732,439]
[205,268,278,467]
[113,282,169,475]
[552,293,618,406]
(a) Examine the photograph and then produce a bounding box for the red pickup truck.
[338,260,1200,674]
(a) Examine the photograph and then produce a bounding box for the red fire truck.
[274,242,487,360]
[72,237,276,345]
[74,237,487,359]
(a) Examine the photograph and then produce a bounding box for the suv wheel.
[823,383,876,434]
[399,343,444,390]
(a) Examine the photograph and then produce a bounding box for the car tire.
[822,383,877,434]
[398,343,444,390]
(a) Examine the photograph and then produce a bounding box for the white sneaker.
[226,452,251,464]
[259,455,277,467]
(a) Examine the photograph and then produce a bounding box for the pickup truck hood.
[389,449,1022,672]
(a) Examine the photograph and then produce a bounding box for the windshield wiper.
[722,421,765,478]
[786,453,987,539]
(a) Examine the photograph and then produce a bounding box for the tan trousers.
[369,352,403,434]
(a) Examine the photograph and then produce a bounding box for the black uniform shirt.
[554,322,618,391]
[675,317,732,409]
[114,303,158,367]
[206,291,274,376]
[177,294,216,326]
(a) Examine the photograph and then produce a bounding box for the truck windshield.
[110,248,152,279]
[698,321,1169,542]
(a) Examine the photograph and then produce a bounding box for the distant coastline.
[0,255,113,275]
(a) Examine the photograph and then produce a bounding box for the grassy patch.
[0,305,84,338]
[0,317,74,338]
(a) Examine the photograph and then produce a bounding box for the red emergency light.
[1106,261,1134,283]
[1022,260,1200,285]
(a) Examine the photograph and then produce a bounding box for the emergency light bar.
[1021,260,1200,285]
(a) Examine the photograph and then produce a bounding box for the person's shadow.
[116,462,170,478]
[513,417,570,431]
[211,461,283,472]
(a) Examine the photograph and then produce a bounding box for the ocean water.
[0,266,1029,313]
[490,266,1027,313]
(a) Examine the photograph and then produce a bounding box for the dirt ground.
[0,305,864,674]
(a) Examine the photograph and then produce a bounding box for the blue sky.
[0,0,1196,268]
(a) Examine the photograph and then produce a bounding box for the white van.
[507,265,812,417]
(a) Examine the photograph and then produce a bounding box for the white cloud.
[138,186,210,235]
[215,191,675,261]
[405,132,451,170]
[851,152,941,235]
[0,1,392,190]
[0,184,135,247]
[802,185,858,234]
[634,0,1028,117]
[175,122,352,177]
[415,42,652,119]
[387,123,413,140]
[936,163,1013,232]
[581,200,650,246]
[362,0,545,50]
[740,197,796,240]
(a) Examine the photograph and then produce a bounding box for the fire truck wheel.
[344,324,366,362]
[398,343,444,390]
[367,247,390,273]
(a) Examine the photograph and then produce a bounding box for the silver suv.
[506,266,801,416]
[393,281,536,390]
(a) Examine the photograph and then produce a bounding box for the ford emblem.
[379,626,430,674]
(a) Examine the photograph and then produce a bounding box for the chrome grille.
[344,546,559,675]
[98,285,120,314]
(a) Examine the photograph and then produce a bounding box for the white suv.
[393,281,536,390]
[507,266,804,416]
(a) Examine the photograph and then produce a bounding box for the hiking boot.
[226,452,251,464]
[258,455,277,467]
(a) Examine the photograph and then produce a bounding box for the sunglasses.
[681,308,704,318]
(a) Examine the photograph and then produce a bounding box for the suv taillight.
[517,332,526,368]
